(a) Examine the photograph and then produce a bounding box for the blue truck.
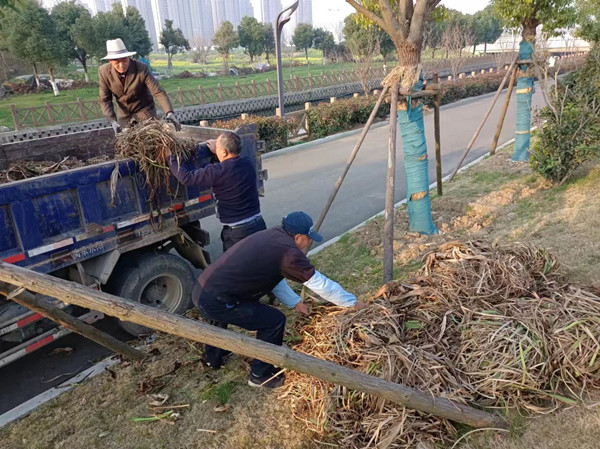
[0,124,265,367]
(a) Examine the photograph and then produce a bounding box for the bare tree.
[442,23,475,79]
[347,31,381,94]
[191,36,210,65]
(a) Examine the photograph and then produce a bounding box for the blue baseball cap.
[282,211,323,242]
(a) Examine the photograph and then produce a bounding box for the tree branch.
[378,0,406,37]
[345,0,386,31]
[407,0,430,45]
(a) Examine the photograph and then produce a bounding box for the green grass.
[0,47,384,129]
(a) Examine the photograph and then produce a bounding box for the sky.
[277,1,489,31]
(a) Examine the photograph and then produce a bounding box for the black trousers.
[220,216,266,252]
[195,289,286,377]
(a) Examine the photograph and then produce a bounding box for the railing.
[11,53,584,131]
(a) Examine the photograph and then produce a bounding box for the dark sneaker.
[247,371,286,389]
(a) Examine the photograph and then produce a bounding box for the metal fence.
[9,55,507,130]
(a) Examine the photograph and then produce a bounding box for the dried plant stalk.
[286,240,600,448]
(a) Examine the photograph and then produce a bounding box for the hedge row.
[207,71,531,152]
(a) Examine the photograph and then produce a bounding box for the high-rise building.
[82,0,114,15]
[260,0,281,25]
[239,0,254,21]
[210,0,227,30]
[211,0,250,30]
[167,0,213,43]
[121,0,158,50]
[295,0,311,25]
[150,0,169,46]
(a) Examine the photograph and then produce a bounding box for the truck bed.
[0,124,264,275]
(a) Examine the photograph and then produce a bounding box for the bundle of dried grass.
[382,64,423,89]
[285,240,600,448]
[0,155,110,184]
[112,119,194,220]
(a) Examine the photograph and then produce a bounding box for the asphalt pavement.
[0,85,547,416]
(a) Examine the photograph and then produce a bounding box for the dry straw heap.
[285,240,600,448]
[0,155,110,184]
[112,119,195,220]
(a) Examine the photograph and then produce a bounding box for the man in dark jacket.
[194,211,366,389]
[167,131,265,252]
[98,38,180,134]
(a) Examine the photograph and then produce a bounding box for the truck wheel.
[108,252,195,336]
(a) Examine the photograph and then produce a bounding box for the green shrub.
[212,115,290,152]
[530,49,600,184]
[531,102,600,184]
[306,95,387,139]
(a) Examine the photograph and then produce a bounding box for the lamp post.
[275,0,299,117]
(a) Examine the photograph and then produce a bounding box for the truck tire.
[107,252,195,336]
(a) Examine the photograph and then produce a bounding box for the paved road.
[0,86,547,416]
[201,85,547,255]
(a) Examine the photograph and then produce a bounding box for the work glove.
[166,112,182,131]
[110,120,122,135]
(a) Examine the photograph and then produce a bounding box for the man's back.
[198,227,314,302]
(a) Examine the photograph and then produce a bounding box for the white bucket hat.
[102,38,137,60]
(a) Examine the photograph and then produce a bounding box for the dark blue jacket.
[168,149,260,224]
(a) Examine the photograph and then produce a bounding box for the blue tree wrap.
[397,71,437,235]
[512,41,535,161]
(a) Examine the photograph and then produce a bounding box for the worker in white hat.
[98,38,181,134]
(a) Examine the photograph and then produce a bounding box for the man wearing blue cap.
[193,211,366,388]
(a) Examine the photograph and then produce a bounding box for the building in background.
[120,0,158,50]
[260,0,281,25]
[294,0,311,25]
[82,0,113,15]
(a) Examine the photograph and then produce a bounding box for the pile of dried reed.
[285,240,600,448]
[0,155,110,184]
[112,119,194,218]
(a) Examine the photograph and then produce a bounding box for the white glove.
[110,120,122,135]
[166,112,181,131]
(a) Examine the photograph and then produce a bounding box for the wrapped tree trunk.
[47,64,60,96]
[512,23,536,161]
[396,47,437,235]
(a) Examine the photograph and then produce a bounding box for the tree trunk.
[472,45,476,55]
[48,64,60,96]
[432,47,436,59]
[484,42,487,54]
[305,47,308,63]
[395,44,437,235]
[224,53,230,74]
[167,53,173,74]
[82,59,90,82]
[512,20,538,162]
[33,62,40,88]
[266,52,270,64]
[445,49,449,59]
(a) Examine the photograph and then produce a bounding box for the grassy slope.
[2,145,598,448]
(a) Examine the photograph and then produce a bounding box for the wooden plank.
[0,261,507,430]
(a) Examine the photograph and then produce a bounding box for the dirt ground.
[1,145,599,449]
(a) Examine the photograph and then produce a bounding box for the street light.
[275,0,299,117]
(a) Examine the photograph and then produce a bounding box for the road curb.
[261,121,390,160]
[307,136,519,257]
